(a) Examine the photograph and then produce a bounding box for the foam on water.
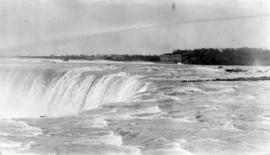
[0,119,42,155]
[133,106,162,115]
[0,119,42,137]
[0,138,22,149]
[173,87,203,94]
[89,117,109,128]
[73,131,123,146]
[144,140,194,155]
[73,116,109,128]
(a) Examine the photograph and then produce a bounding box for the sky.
[0,0,270,55]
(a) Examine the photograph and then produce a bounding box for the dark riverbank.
[172,47,270,66]
[180,76,270,82]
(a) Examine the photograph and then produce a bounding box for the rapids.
[1,58,270,155]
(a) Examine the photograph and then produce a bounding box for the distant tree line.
[17,54,160,62]
[172,48,270,65]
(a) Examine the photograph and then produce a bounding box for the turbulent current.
[1,58,270,155]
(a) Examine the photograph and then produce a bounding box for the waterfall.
[0,67,149,118]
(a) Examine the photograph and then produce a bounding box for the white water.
[1,59,270,155]
[0,67,149,118]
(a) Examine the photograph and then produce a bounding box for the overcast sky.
[0,0,270,55]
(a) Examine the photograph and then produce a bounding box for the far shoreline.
[1,47,270,66]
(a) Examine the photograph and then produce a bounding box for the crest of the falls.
[0,67,149,118]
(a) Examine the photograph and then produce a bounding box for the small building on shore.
[160,54,182,63]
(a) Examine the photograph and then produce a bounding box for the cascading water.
[1,60,270,155]
[0,66,149,118]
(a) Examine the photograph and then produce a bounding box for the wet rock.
[225,68,247,73]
